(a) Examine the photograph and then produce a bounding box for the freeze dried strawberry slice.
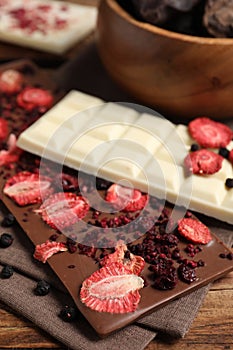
[0,69,23,95]
[184,149,223,175]
[188,117,232,148]
[178,218,212,244]
[16,87,53,112]
[0,118,8,141]
[36,192,89,230]
[100,241,145,275]
[33,240,67,263]
[3,171,53,206]
[80,262,144,313]
[0,134,22,167]
[106,183,148,212]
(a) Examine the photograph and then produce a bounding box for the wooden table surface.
[1,271,232,350]
[0,1,233,349]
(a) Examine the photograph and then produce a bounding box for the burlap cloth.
[0,42,233,350]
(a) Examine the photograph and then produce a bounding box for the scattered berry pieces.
[35,192,89,230]
[59,305,79,322]
[178,263,197,284]
[178,218,212,244]
[3,171,53,206]
[184,149,223,175]
[106,183,148,212]
[34,280,50,296]
[0,69,23,95]
[0,233,14,248]
[0,118,8,141]
[33,240,68,263]
[1,264,14,279]
[80,262,144,313]
[188,117,233,148]
[1,213,15,227]
[16,87,53,112]
[55,172,79,192]
[0,133,22,167]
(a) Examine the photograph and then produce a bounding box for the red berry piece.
[55,172,79,192]
[188,117,233,148]
[80,262,144,313]
[36,192,89,230]
[0,69,23,95]
[33,240,67,263]
[0,134,22,167]
[100,241,145,275]
[184,149,223,175]
[0,118,8,141]
[178,218,212,244]
[106,183,148,212]
[17,87,53,112]
[3,171,53,206]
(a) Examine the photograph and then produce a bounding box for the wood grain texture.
[0,271,232,349]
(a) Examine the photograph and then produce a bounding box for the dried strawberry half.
[16,87,53,112]
[106,183,148,212]
[100,241,145,275]
[188,117,232,148]
[0,69,23,95]
[36,192,89,230]
[178,218,212,244]
[184,149,223,175]
[3,171,53,206]
[0,118,8,141]
[33,240,67,263]
[80,262,144,313]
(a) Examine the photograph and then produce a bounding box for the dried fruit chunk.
[80,262,144,313]
[184,149,223,175]
[3,171,53,206]
[0,69,23,95]
[188,117,232,148]
[100,241,145,275]
[16,87,53,112]
[0,118,8,141]
[0,134,22,167]
[106,183,148,212]
[36,192,89,230]
[33,240,67,263]
[178,218,212,244]
[228,149,233,165]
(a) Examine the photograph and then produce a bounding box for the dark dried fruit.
[0,233,14,248]
[178,218,212,244]
[178,263,197,284]
[34,280,50,296]
[59,305,79,322]
[55,173,79,192]
[219,147,230,159]
[225,178,233,188]
[188,117,232,148]
[1,213,15,227]
[1,264,14,279]
[184,149,223,175]
[190,143,199,152]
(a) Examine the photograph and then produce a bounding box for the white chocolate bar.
[17,90,233,224]
[0,0,97,54]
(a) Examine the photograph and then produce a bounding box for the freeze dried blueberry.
[1,265,14,279]
[225,178,233,188]
[219,147,229,159]
[190,143,199,152]
[59,305,78,322]
[34,280,50,296]
[1,213,15,227]
[0,233,14,248]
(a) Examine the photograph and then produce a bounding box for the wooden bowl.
[96,0,233,119]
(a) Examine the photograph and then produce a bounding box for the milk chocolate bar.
[17,90,233,224]
[0,0,97,54]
